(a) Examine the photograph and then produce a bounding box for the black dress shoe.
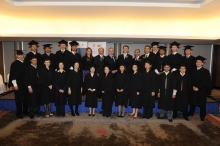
[103,114,105,117]
[200,118,205,121]
[169,119,173,122]
[157,116,165,119]
[75,111,80,116]
[89,114,91,116]
[106,115,110,117]
[184,117,189,121]
[30,115,34,119]
[92,114,95,117]
[23,112,29,115]
[62,114,65,117]
[71,112,75,116]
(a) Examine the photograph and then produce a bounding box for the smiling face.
[30,45,38,52]
[44,47,51,53]
[171,45,178,52]
[179,66,186,73]
[134,49,140,57]
[30,58,37,66]
[119,65,125,73]
[185,49,192,56]
[196,60,203,68]
[145,62,151,70]
[44,60,51,67]
[108,48,114,55]
[159,49,165,55]
[104,66,110,74]
[123,46,129,54]
[71,45,77,52]
[132,65,138,72]
[16,54,24,60]
[152,45,158,52]
[98,48,104,55]
[90,67,95,73]
[59,44,66,50]
[164,65,171,72]
[74,62,80,70]
[144,46,151,54]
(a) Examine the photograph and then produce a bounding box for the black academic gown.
[129,72,142,108]
[157,72,177,110]
[190,68,212,107]
[154,55,168,73]
[25,65,41,107]
[115,72,129,107]
[24,52,42,68]
[84,73,99,108]
[182,55,196,76]
[41,53,56,70]
[132,57,142,72]
[94,55,105,76]
[54,71,68,105]
[67,70,83,105]
[55,50,72,71]
[167,53,182,74]
[104,55,117,72]
[69,52,82,70]
[175,73,191,111]
[101,73,115,116]
[140,53,156,70]
[81,56,94,70]
[142,70,157,108]
[9,60,27,102]
[39,67,54,104]
[117,54,133,74]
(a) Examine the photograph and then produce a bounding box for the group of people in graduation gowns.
[9,39,212,122]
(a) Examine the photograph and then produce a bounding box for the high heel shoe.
[89,114,91,116]
[92,114,95,117]
[75,111,80,116]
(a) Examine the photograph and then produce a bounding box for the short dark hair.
[123,45,129,49]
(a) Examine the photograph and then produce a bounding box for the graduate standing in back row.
[167,41,182,74]
[188,56,212,121]
[41,44,56,71]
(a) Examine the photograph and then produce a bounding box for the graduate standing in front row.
[39,58,54,118]
[25,56,41,119]
[188,56,212,121]
[101,66,115,117]
[115,63,129,117]
[68,62,83,116]
[128,63,142,119]
[54,62,67,117]
[84,65,99,116]
[157,63,177,122]
[173,64,191,121]
[8,50,28,119]
[142,61,157,119]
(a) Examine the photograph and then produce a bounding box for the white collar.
[160,55,165,57]
[91,73,94,76]
[72,51,76,54]
[153,51,158,54]
[180,72,185,75]
[135,56,140,59]
[46,53,50,56]
[17,59,23,63]
[123,53,127,56]
[145,53,150,56]
[31,64,37,68]
[197,67,202,70]
[100,55,104,57]
[57,70,65,73]
[172,52,177,55]
[164,71,170,75]
[186,55,191,58]
[32,51,36,55]
[60,49,65,52]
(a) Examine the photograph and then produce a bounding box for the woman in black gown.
[101,66,115,117]
[115,64,129,117]
[54,62,67,117]
[81,47,94,75]
[68,62,83,116]
[142,61,157,119]
[40,58,54,117]
[84,65,99,116]
[128,63,142,119]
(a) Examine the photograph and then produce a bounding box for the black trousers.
[29,106,39,116]
[188,105,206,119]
[69,104,79,113]
[56,105,65,116]
[15,100,28,116]
[143,106,153,119]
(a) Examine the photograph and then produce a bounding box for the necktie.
[181,74,184,91]
[111,56,115,62]
[165,75,167,89]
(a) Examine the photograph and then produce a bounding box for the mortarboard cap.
[195,55,206,62]
[69,40,79,46]
[158,46,167,51]
[58,40,68,45]
[28,40,39,46]
[151,42,160,47]
[16,50,23,55]
[170,41,180,48]
[183,45,194,51]
[43,44,52,49]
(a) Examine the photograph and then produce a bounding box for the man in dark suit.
[94,47,105,77]
[140,45,156,70]
[104,47,118,74]
[117,45,133,74]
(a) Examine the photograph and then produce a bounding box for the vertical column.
[114,43,121,57]
[0,42,4,81]
[166,44,170,55]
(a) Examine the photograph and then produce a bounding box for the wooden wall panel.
[0,42,4,80]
